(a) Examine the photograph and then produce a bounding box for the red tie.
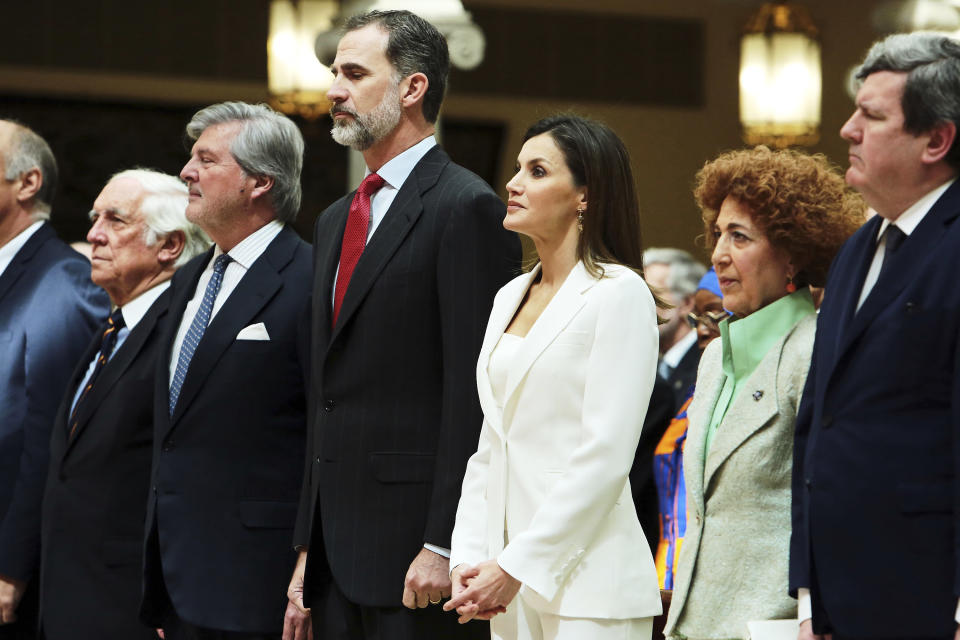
[333,172,385,326]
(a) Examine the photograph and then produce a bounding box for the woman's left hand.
[443,559,519,623]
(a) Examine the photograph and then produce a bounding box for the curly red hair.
[695,146,865,287]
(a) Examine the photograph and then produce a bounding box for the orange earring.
[786,275,797,293]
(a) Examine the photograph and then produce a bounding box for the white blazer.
[450,261,662,620]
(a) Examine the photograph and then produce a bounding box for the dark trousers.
[162,612,279,640]
[308,577,488,640]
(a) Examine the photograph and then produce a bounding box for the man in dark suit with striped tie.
[40,169,209,640]
[140,102,312,639]
[286,10,520,640]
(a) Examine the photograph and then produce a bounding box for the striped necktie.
[169,253,232,416]
[69,307,125,437]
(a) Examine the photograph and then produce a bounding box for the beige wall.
[447,0,882,262]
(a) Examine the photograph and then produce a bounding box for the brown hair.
[523,114,667,311]
[694,146,864,287]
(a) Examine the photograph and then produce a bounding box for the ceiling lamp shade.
[268,0,336,119]
[739,3,822,147]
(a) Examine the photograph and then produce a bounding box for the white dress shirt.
[70,281,170,413]
[856,179,955,311]
[0,220,44,277]
[800,177,960,626]
[331,136,437,306]
[659,329,697,379]
[168,220,284,385]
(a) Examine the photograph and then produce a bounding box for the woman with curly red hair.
[664,146,864,640]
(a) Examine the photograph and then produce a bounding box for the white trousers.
[490,593,652,640]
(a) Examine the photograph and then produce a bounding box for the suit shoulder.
[596,263,654,301]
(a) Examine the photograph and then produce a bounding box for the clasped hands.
[443,559,520,624]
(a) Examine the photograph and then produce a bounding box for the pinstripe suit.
[294,145,520,635]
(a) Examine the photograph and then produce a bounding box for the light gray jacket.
[665,313,816,640]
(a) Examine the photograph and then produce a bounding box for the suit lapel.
[0,223,54,303]
[314,200,349,339]
[167,228,296,432]
[65,290,170,453]
[502,262,594,407]
[836,182,960,366]
[683,354,722,516]
[702,337,783,490]
[329,147,448,344]
[475,268,539,437]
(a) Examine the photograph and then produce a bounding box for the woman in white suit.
[444,115,665,640]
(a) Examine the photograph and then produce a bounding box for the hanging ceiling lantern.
[268,0,336,120]
[739,2,822,148]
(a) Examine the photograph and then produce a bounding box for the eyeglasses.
[686,310,730,330]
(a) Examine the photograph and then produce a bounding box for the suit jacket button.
[163,441,174,452]
[805,478,812,488]
[324,399,335,412]
[316,456,322,464]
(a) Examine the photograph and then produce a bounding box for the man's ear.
[400,72,429,110]
[922,120,957,165]
[248,174,275,201]
[15,168,42,205]
[157,230,186,266]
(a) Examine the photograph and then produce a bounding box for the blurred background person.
[446,115,664,639]
[653,267,726,593]
[665,146,863,640]
[643,248,707,406]
[0,119,109,637]
[40,169,209,640]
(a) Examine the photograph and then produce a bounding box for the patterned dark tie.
[69,307,125,437]
[169,254,232,416]
[333,173,385,327]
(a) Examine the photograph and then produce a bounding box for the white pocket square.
[236,322,270,341]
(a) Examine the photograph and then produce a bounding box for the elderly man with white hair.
[38,168,209,640]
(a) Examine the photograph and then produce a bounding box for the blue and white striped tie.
[168,254,232,416]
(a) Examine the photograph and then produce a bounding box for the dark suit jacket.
[40,289,169,640]
[141,226,311,633]
[789,179,960,637]
[294,146,521,607]
[0,222,108,585]
[630,376,675,554]
[664,341,700,408]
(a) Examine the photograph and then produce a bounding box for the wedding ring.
[429,596,442,605]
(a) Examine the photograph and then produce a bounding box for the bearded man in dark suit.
[286,10,520,640]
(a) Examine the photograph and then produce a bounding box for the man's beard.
[330,84,403,151]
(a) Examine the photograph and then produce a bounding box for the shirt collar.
[369,136,437,191]
[0,220,45,275]
[720,288,815,381]
[876,177,956,241]
[213,219,284,269]
[663,329,697,368]
[118,280,170,331]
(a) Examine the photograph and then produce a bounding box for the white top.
[0,220,44,277]
[489,333,523,409]
[856,178,956,311]
[168,220,284,385]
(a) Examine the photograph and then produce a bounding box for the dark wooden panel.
[1,0,268,82]
[0,96,346,243]
[452,8,704,107]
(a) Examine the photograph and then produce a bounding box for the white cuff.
[954,597,960,624]
[424,543,450,558]
[798,588,812,622]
